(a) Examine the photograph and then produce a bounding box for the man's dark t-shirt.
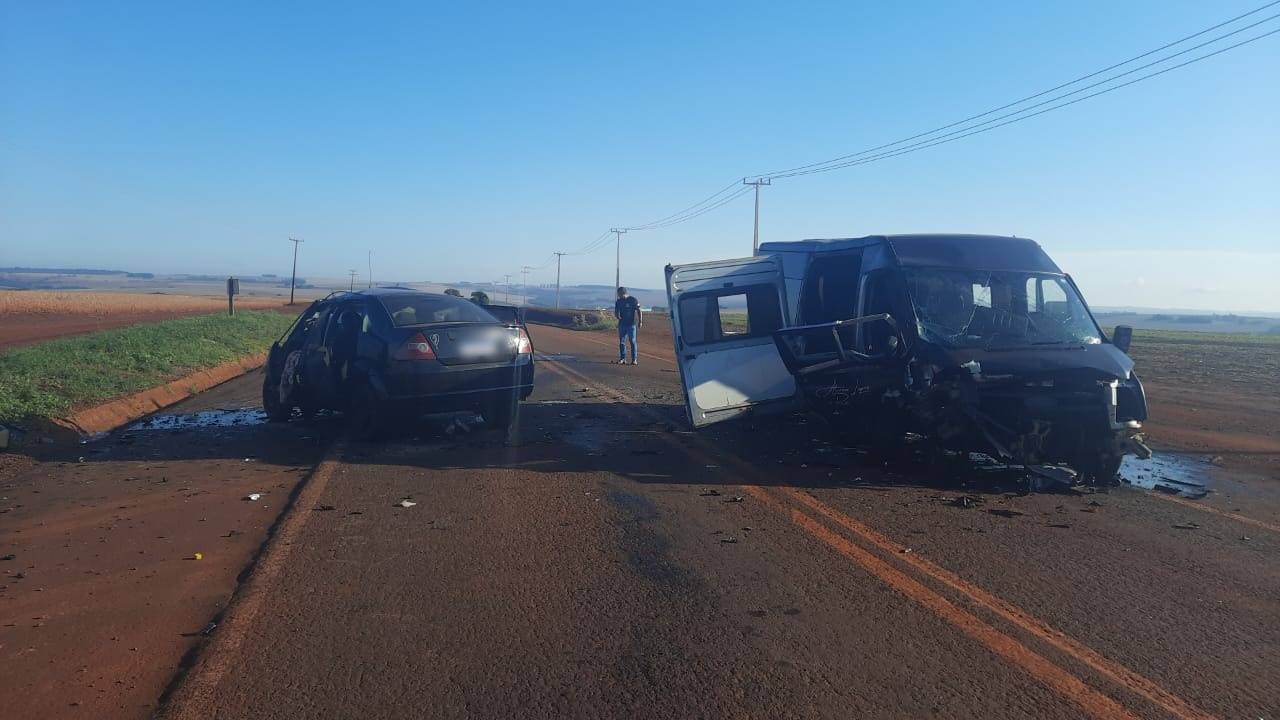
[615,296,640,328]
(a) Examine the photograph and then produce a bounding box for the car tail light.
[516,327,533,355]
[395,332,437,361]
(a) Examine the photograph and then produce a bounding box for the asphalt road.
[6,323,1278,719]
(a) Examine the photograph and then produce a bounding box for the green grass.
[1130,328,1280,346]
[0,310,294,425]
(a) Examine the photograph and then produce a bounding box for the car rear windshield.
[379,295,498,326]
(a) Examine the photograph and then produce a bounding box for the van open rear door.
[666,255,796,428]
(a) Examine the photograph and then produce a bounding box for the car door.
[300,304,337,408]
[666,255,795,428]
[772,269,910,419]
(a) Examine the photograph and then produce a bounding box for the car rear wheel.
[1079,453,1123,486]
[347,384,385,440]
[262,376,293,422]
[483,394,520,433]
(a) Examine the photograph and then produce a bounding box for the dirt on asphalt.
[1,321,1277,719]
[0,374,337,719]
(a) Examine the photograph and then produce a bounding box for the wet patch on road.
[1121,453,1212,499]
[126,408,268,431]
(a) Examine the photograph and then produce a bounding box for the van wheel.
[347,384,385,440]
[262,377,292,422]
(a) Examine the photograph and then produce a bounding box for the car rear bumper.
[377,357,534,407]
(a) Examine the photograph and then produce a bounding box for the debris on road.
[726,496,744,503]
[950,495,982,509]
[243,493,262,501]
[721,535,738,544]
[699,489,722,497]
[316,504,336,512]
[188,552,203,560]
[1172,522,1201,530]
[200,622,217,636]
[395,499,418,508]
[1,554,15,561]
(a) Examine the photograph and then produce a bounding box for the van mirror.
[1112,325,1133,353]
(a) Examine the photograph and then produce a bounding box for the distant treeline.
[1,267,129,276]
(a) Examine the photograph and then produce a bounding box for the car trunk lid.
[411,323,518,366]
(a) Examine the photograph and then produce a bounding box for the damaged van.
[665,234,1149,484]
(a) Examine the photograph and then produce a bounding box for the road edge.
[155,440,346,720]
[51,352,269,438]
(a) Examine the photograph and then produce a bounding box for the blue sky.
[2,1,1277,311]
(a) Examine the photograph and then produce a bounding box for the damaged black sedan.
[263,289,534,437]
[665,234,1149,485]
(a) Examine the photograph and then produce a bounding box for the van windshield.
[903,268,1101,349]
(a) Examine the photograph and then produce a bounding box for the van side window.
[861,271,910,353]
[679,285,783,345]
[800,252,863,324]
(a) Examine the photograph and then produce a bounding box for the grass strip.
[0,310,294,425]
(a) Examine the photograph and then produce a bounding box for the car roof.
[758,234,1062,273]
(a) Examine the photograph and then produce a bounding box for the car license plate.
[459,340,491,357]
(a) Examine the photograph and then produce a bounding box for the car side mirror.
[1112,325,1133,354]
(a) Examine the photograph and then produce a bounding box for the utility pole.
[503,274,512,304]
[348,270,358,291]
[367,250,373,288]
[611,228,627,290]
[520,266,532,307]
[288,237,304,305]
[744,177,771,254]
[553,252,565,309]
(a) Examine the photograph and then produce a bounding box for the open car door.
[666,255,796,428]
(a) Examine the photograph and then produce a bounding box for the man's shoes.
[630,359,638,365]
[616,359,627,365]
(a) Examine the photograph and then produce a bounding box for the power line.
[769,25,1280,180]
[631,186,754,231]
[623,179,744,231]
[760,3,1280,179]
[516,3,1280,273]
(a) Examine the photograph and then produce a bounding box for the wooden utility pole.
[611,228,627,290]
[553,252,565,309]
[744,178,771,254]
[288,238,304,304]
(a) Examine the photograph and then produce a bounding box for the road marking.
[1147,491,1280,536]
[541,322,1279,537]
[779,486,1218,720]
[161,441,347,720]
[539,355,1214,720]
[742,486,1143,720]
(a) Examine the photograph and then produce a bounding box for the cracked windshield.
[906,268,1102,348]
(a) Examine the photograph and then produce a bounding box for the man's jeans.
[618,324,638,361]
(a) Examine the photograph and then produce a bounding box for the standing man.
[614,286,642,365]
